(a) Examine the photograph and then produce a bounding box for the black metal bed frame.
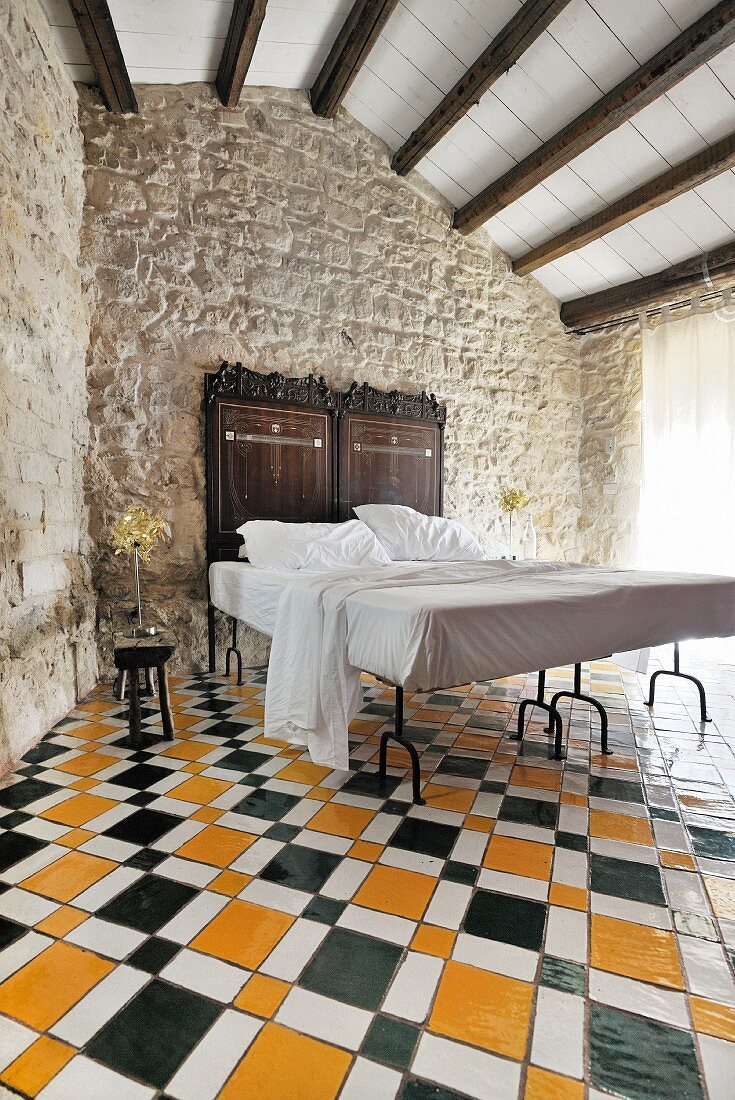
[646,642,711,723]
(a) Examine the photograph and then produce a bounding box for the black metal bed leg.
[208,603,216,674]
[377,686,425,805]
[511,671,563,758]
[548,663,612,757]
[225,618,244,686]
[646,643,711,723]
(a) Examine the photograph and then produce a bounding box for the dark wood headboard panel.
[204,363,446,563]
[337,382,445,520]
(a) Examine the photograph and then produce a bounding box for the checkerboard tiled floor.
[1,654,734,1099]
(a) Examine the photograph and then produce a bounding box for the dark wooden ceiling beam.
[392,0,573,177]
[216,0,269,109]
[514,132,735,275]
[68,0,137,113]
[454,0,735,234]
[310,0,399,119]
[560,240,735,332]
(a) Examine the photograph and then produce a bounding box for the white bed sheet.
[208,559,735,770]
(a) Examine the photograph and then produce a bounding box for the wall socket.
[603,436,616,454]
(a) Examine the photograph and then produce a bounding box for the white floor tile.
[0,1016,37,1071]
[381,951,443,1022]
[494,821,556,845]
[230,838,285,875]
[339,1057,401,1100]
[0,887,58,925]
[239,878,311,915]
[589,968,689,1028]
[424,881,472,929]
[37,1055,155,1100]
[66,917,146,960]
[470,792,502,817]
[412,1033,521,1100]
[281,799,322,826]
[450,830,488,866]
[159,891,229,945]
[161,948,248,1002]
[155,856,219,889]
[320,858,371,900]
[698,1032,735,1100]
[531,986,584,1079]
[14,818,68,842]
[551,848,588,888]
[379,847,443,878]
[167,1009,262,1100]
[478,869,549,902]
[214,811,269,836]
[337,904,415,946]
[259,918,329,981]
[590,838,658,865]
[360,813,402,844]
[544,906,587,963]
[275,987,372,1050]
[557,805,589,834]
[51,965,148,1044]
[0,844,65,884]
[452,932,538,982]
[74,867,143,912]
[591,893,671,929]
[80,804,137,834]
[664,868,709,914]
[150,819,208,853]
[0,931,52,983]
[79,835,140,863]
[679,936,735,1005]
[294,830,352,856]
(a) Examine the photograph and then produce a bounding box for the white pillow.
[354,504,484,562]
[236,519,392,571]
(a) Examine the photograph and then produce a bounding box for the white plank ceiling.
[42,0,735,302]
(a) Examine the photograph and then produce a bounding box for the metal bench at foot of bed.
[510,670,564,758]
[514,665,612,760]
[378,685,426,806]
[647,642,711,723]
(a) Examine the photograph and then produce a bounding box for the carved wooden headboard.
[204,361,446,566]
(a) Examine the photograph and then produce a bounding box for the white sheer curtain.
[640,307,735,660]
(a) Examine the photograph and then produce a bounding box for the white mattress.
[209,559,735,769]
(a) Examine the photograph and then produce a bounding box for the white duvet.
[262,559,735,769]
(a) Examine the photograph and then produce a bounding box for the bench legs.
[116,662,174,747]
[546,663,612,757]
[647,642,711,723]
[225,618,244,685]
[157,664,174,740]
[378,686,426,806]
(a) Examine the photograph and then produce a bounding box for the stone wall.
[577,324,643,567]
[0,0,96,769]
[78,83,583,673]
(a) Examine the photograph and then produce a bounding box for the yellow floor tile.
[160,741,214,761]
[525,1066,584,1100]
[220,1023,350,1100]
[660,851,696,870]
[348,719,383,734]
[703,875,735,921]
[690,996,735,1042]
[454,733,501,752]
[54,752,116,777]
[39,793,117,827]
[76,700,116,714]
[420,783,476,814]
[22,851,116,903]
[411,924,456,958]
[69,778,99,792]
[234,974,290,1018]
[306,802,375,839]
[589,810,654,847]
[167,776,232,805]
[56,828,96,849]
[276,760,332,785]
[354,865,436,920]
[305,787,333,803]
[1,1035,75,1097]
[464,815,494,834]
[548,884,588,911]
[191,900,294,969]
[209,870,251,896]
[414,709,452,724]
[348,840,383,863]
[68,722,118,741]
[0,941,113,1029]
[511,765,562,791]
[182,762,207,774]
[191,806,224,823]
[176,825,257,868]
[560,792,588,807]
[590,914,684,989]
[483,835,553,881]
[430,960,533,1060]
[35,906,88,937]
[169,713,207,732]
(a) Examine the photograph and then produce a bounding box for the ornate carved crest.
[342,380,446,425]
[205,361,338,411]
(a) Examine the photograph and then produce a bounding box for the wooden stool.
[113,631,176,749]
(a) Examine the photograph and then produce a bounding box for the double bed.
[204,362,735,802]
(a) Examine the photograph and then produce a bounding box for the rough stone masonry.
[0,0,97,766]
[78,83,584,675]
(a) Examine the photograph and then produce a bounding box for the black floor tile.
[21,742,69,766]
[0,831,45,873]
[85,979,221,1089]
[590,853,666,906]
[216,748,273,774]
[98,874,198,934]
[688,825,735,862]
[363,1015,420,1069]
[341,772,401,798]
[128,936,181,973]
[126,849,169,871]
[0,778,56,810]
[302,896,346,925]
[300,927,402,1010]
[588,775,645,804]
[589,1004,703,1100]
[231,788,300,821]
[463,889,546,952]
[434,755,488,780]
[499,794,558,830]
[441,861,478,886]
[105,808,182,846]
[261,844,341,893]
[114,763,176,791]
[389,817,459,860]
[0,916,26,951]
